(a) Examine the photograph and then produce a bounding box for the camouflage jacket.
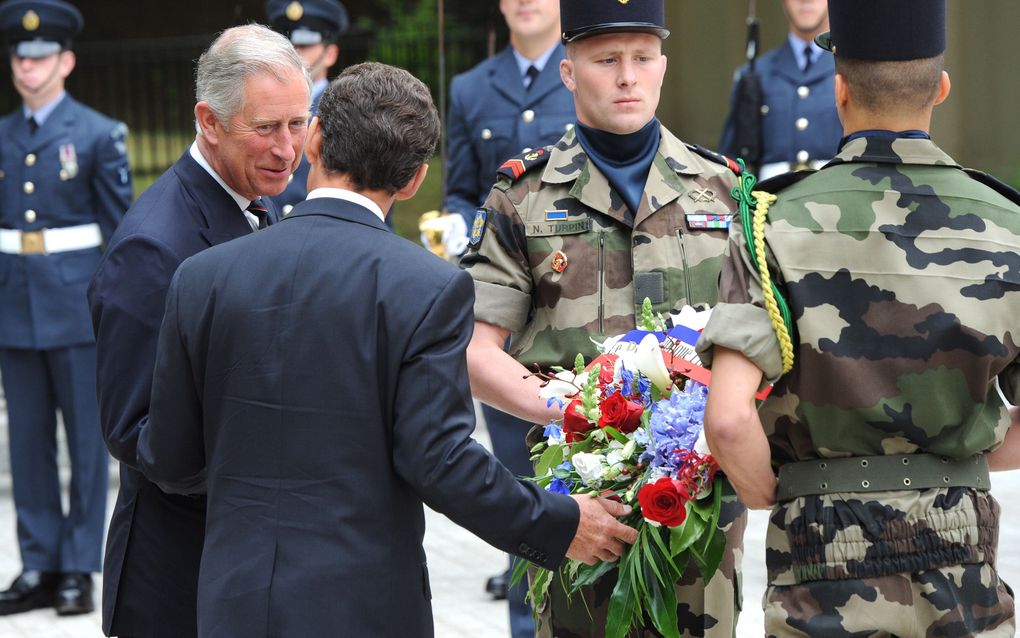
[462,125,739,369]
[698,136,1020,583]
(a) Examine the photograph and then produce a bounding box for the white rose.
[572,452,608,486]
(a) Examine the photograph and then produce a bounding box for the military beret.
[0,0,82,58]
[559,0,669,44]
[266,0,349,46]
[816,0,946,61]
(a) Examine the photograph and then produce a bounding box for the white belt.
[0,223,103,255]
[759,159,828,181]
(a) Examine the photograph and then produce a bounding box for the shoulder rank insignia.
[469,209,487,246]
[685,143,743,176]
[496,146,552,182]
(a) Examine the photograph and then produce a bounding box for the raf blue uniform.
[720,36,842,179]
[444,42,575,638]
[0,0,132,616]
[444,44,576,226]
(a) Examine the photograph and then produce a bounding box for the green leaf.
[571,560,617,590]
[691,524,727,582]
[670,506,707,555]
[605,549,639,638]
[644,558,680,638]
[534,444,564,478]
[602,426,630,445]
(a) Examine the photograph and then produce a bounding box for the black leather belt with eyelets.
[776,453,990,503]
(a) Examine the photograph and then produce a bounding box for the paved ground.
[0,402,1018,637]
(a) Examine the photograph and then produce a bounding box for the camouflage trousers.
[764,562,1015,637]
[534,498,747,638]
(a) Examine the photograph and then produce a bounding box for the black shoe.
[54,573,94,616]
[485,569,509,600]
[0,571,59,615]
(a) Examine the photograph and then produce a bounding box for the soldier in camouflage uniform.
[697,1,1019,636]
[461,1,746,635]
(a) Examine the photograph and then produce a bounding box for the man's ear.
[834,73,849,109]
[395,163,429,201]
[323,44,340,70]
[194,101,221,144]
[305,116,322,165]
[58,50,75,79]
[933,70,951,106]
[559,58,576,92]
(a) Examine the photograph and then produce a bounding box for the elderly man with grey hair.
[87,24,310,638]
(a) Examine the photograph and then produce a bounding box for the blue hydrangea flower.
[641,381,708,476]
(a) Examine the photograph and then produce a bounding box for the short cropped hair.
[835,54,944,114]
[195,23,310,125]
[316,62,441,195]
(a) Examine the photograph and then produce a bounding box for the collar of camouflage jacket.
[829,136,961,169]
[540,125,712,228]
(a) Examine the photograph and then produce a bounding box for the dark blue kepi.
[816,0,947,60]
[559,0,669,43]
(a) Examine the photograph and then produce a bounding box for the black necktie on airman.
[247,200,268,230]
[803,45,814,74]
[524,65,540,90]
[27,116,38,135]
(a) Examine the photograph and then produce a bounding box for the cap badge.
[22,10,40,32]
[285,1,304,21]
[618,0,631,4]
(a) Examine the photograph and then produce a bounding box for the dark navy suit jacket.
[138,196,578,638]
[444,45,575,224]
[719,41,842,167]
[87,149,279,637]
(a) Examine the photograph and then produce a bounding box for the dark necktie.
[524,65,540,90]
[27,116,38,135]
[247,200,268,230]
[803,45,814,74]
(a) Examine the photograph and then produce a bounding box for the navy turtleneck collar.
[574,118,661,219]
[839,129,930,149]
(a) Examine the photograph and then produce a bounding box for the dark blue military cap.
[0,0,82,58]
[559,0,669,43]
[266,0,349,46]
[815,0,946,60]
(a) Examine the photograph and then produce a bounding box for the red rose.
[637,478,689,527]
[598,392,643,434]
[562,399,595,443]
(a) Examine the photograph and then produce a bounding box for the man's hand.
[565,495,639,565]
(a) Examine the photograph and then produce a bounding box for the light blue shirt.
[788,33,825,71]
[23,91,67,126]
[512,42,559,88]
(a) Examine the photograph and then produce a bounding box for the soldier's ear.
[833,73,849,109]
[933,71,951,106]
[560,58,575,92]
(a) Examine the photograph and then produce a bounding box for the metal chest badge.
[58,144,78,180]
[550,251,568,273]
[469,209,487,246]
